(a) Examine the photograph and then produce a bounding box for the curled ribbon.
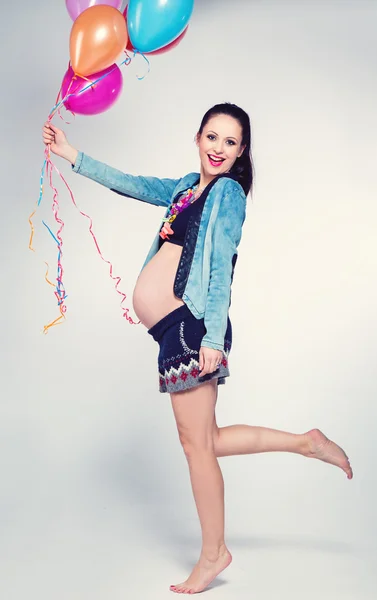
[30,146,68,334]
[31,55,140,332]
[124,49,150,81]
[29,149,66,334]
[53,164,140,325]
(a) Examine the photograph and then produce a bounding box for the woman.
[42,103,353,595]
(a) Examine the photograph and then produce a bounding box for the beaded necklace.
[159,184,205,240]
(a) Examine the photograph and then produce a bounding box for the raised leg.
[213,423,308,456]
[213,423,353,479]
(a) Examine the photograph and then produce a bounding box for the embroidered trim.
[179,321,197,356]
[159,353,230,392]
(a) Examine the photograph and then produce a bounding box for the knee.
[212,424,220,455]
[177,426,215,459]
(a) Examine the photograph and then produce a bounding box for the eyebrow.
[207,130,238,142]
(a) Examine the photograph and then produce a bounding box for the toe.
[345,462,353,478]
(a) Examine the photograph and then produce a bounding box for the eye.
[207,134,216,141]
[227,140,236,146]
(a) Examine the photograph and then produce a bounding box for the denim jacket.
[72,152,246,351]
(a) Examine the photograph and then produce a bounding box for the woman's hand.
[199,346,223,377]
[159,221,174,240]
[42,121,78,165]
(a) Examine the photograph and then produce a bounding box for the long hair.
[197,102,254,197]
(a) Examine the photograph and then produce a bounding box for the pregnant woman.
[43,102,353,595]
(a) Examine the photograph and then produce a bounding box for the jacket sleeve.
[72,151,179,208]
[201,188,246,352]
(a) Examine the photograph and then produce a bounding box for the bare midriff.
[132,242,185,329]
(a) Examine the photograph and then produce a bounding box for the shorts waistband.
[147,304,193,342]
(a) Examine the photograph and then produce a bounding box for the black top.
[158,189,206,249]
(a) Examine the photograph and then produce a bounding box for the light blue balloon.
[128,0,194,54]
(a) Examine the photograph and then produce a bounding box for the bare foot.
[170,545,232,594]
[304,428,353,479]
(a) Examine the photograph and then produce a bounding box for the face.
[196,114,245,180]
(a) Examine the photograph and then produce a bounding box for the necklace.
[159,184,205,241]
[162,184,205,225]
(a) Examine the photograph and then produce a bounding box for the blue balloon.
[128,0,194,54]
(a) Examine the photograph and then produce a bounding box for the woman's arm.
[42,122,179,208]
[201,188,246,351]
[72,151,180,208]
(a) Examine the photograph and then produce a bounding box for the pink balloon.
[61,64,123,115]
[65,0,122,22]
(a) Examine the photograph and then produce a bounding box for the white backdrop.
[1,1,376,599]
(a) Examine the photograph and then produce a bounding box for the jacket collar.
[173,172,200,197]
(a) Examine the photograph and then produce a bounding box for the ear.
[195,132,200,147]
[238,144,246,158]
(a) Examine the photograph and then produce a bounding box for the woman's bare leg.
[168,384,353,596]
[214,423,308,456]
[169,380,232,595]
[212,395,353,478]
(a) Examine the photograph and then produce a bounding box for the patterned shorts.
[147,304,232,394]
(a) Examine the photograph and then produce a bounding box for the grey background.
[1,1,376,599]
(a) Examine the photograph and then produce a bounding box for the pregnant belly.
[132,242,185,329]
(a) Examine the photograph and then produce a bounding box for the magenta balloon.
[61,65,123,116]
[65,0,123,22]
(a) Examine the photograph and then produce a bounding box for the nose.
[213,143,225,155]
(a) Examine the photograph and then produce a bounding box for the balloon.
[70,5,128,77]
[148,26,188,55]
[123,6,134,51]
[127,0,194,53]
[123,4,188,55]
[65,0,122,22]
[61,64,123,115]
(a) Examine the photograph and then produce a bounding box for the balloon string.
[73,73,94,85]
[53,163,140,325]
[31,52,139,332]
[42,152,67,334]
[42,256,64,331]
[28,207,37,252]
[50,76,77,120]
[122,52,133,66]
[28,146,67,333]
[29,157,47,251]
[38,151,139,325]
[54,66,77,124]
[131,50,151,80]
[44,261,55,287]
[46,156,67,306]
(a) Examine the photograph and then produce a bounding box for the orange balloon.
[70,5,128,77]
